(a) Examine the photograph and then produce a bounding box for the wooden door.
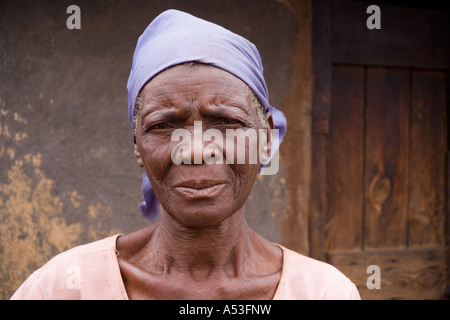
[311,0,449,299]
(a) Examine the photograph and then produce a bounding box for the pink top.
[10,235,360,300]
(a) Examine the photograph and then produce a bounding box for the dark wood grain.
[329,247,447,299]
[332,0,449,69]
[327,65,365,251]
[408,70,447,248]
[364,67,410,250]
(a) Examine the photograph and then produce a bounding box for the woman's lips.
[174,182,226,198]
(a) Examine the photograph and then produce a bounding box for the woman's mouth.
[174,181,226,198]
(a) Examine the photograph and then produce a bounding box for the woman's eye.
[153,122,171,129]
[146,122,172,132]
[220,118,241,125]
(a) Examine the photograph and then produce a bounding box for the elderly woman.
[11,10,359,300]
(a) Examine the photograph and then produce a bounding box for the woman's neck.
[151,206,252,279]
[116,205,283,299]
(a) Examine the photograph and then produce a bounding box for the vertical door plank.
[408,70,447,248]
[310,0,332,261]
[327,65,364,251]
[365,68,410,250]
[447,152,450,285]
[309,135,328,261]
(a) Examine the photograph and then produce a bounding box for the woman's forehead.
[140,64,250,106]
[146,64,247,90]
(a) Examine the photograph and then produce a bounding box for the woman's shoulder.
[11,235,127,300]
[274,245,361,300]
[40,234,121,268]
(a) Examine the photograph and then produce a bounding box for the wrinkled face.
[134,64,272,227]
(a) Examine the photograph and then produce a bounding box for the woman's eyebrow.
[143,110,189,122]
[202,102,250,117]
[141,96,181,113]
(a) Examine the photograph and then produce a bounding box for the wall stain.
[0,109,119,299]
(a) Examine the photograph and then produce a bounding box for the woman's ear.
[260,112,274,163]
[266,112,275,157]
[134,144,144,167]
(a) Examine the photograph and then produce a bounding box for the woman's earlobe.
[134,144,144,167]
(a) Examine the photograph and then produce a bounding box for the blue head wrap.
[127,9,287,220]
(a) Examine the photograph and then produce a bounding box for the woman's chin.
[162,201,238,228]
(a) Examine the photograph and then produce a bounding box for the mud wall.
[0,0,311,299]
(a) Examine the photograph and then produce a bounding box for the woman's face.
[134,64,270,227]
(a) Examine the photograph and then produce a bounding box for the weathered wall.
[0,0,312,299]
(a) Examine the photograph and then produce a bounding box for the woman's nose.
[171,121,222,165]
